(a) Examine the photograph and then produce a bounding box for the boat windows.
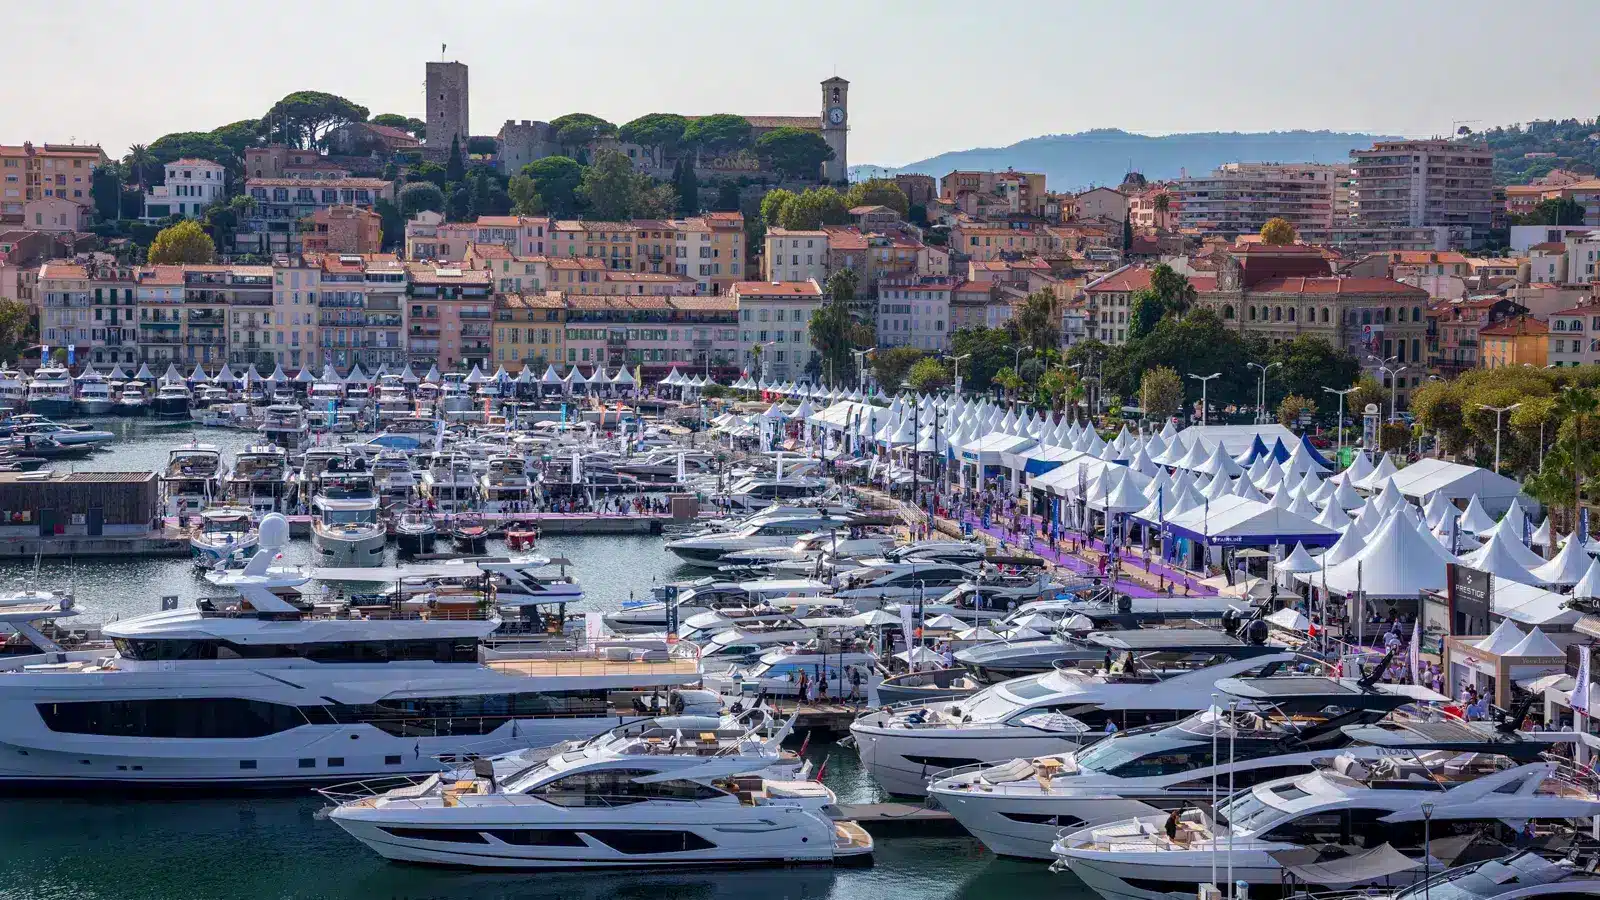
[37,698,308,739]
[1169,765,1316,792]
[1261,811,1348,845]
[313,690,613,738]
[527,767,726,804]
[1002,676,1058,701]
[113,637,478,664]
[999,812,1086,828]
[484,829,587,847]
[379,827,488,844]
[586,829,717,854]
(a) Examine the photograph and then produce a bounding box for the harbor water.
[0,419,1090,900]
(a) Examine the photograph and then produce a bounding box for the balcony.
[231,295,272,306]
[460,325,491,339]
[458,310,491,320]
[187,311,225,324]
[364,314,402,327]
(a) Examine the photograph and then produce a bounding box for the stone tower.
[820,76,849,183]
[425,61,470,161]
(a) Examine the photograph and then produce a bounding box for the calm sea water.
[0,419,1095,900]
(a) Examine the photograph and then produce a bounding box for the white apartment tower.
[1350,139,1494,247]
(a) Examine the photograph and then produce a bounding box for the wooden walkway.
[837,802,964,837]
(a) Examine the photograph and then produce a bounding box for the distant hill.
[1477,118,1600,184]
[853,128,1397,190]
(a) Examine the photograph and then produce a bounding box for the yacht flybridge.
[849,652,1303,797]
[927,673,1443,860]
[0,516,703,787]
[321,709,874,870]
[1051,718,1600,900]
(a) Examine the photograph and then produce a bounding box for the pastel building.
[731,280,822,380]
[142,159,226,222]
[876,275,953,352]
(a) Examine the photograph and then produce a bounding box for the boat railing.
[195,597,496,622]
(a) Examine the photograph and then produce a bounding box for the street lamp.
[1247,361,1280,424]
[1369,355,1409,423]
[1479,402,1521,473]
[944,352,971,395]
[1189,372,1220,426]
[849,348,875,392]
[1323,386,1358,459]
[1420,800,1435,900]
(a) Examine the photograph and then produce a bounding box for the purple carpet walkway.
[955,513,1216,598]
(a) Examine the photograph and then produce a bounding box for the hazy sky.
[6,0,1598,168]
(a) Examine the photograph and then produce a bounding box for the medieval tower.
[425,60,470,161]
[820,76,849,183]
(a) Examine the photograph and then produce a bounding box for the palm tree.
[1015,290,1060,356]
[1554,386,1599,527]
[1152,192,1171,229]
[126,144,154,192]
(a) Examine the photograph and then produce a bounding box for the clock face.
[828,106,845,125]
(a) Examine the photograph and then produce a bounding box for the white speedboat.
[849,652,1301,797]
[1052,720,1600,900]
[0,516,705,787]
[6,416,115,447]
[601,578,830,634]
[189,505,259,565]
[322,708,873,869]
[665,516,855,567]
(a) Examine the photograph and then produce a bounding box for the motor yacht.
[321,709,873,869]
[394,507,437,556]
[307,380,344,413]
[849,652,1301,797]
[5,415,115,448]
[151,381,192,418]
[1052,722,1600,900]
[439,372,475,419]
[830,561,1000,606]
[721,532,897,572]
[115,381,149,416]
[74,371,115,415]
[481,456,534,513]
[420,451,479,512]
[189,505,259,565]
[704,645,881,701]
[370,450,418,508]
[374,375,412,424]
[665,516,856,567]
[451,514,489,554]
[343,384,371,412]
[928,672,1439,860]
[0,517,706,787]
[225,444,294,514]
[717,475,832,511]
[160,444,226,516]
[956,623,1271,682]
[1328,849,1600,900]
[25,366,75,417]
[0,369,26,411]
[614,450,714,484]
[310,454,386,567]
[601,578,830,634]
[258,403,309,452]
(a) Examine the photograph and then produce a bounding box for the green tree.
[620,113,689,165]
[1268,335,1361,409]
[810,271,863,386]
[755,128,835,180]
[760,188,796,226]
[683,114,752,157]
[906,357,951,393]
[91,164,123,222]
[1526,387,1600,525]
[262,90,369,149]
[550,113,616,152]
[446,183,474,221]
[1347,376,1388,421]
[844,179,909,217]
[445,136,466,183]
[1277,393,1318,427]
[714,179,740,212]
[210,119,263,159]
[147,220,215,264]
[1153,191,1171,224]
[1149,263,1197,315]
[1522,196,1585,226]
[148,132,234,168]
[993,366,1025,399]
[521,156,584,217]
[373,199,403,250]
[1260,217,1297,245]
[577,150,655,220]
[126,144,156,193]
[371,114,426,138]
[672,160,700,215]
[1139,365,1183,419]
[508,175,544,215]
[870,346,925,392]
[407,161,448,187]
[1015,290,1060,355]
[777,186,849,230]
[398,181,446,217]
[1128,289,1166,341]
[949,326,1019,392]
[0,298,34,364]
[1105,308,1255,409]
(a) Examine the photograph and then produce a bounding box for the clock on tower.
[828,106,845,125]
[820,76,849,183]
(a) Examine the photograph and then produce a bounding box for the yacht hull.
[931,791,1173,860]
[312,528,388,566]
[76,400,115,416]
[27,399,74,417]
[115,401,148,417]
[152,397,191,419]
[395,528,436,556]
[849,719,1096,797]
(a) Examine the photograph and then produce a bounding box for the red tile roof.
[1246,277,1427,296]
[731,281,822,297]
[1480,315,1548,337]
[1086,268,1152,293]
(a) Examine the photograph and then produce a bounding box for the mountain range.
[852,128,1399,191]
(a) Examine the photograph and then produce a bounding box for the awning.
[1270,843,1419,886]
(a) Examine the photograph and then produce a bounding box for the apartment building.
[493,292,565,372]
[764,229,830,283]
[1547,304,1600,367]
[561,296,740,378]
[405,263,493,371]
[37,261,93,364]
[240,177,395,255]
[313,254,406,372]
[404,211,479,262]
[270,254,323,370]
[0,143,104,219]
[949,223,1048,261]
[136,265,187,366]
[142,159,226,222]
[464,244,547,294]
[1176,163,1343,242]
[1479,315,1549,369]
[1350,140,1494,247]
[731,280,823,380]
[301,205,383,254]
[1424,297,1528,377]
[877,275,953,353]
[940,170,1048,218]
[221,265,274,371]
[1081,267,1148,345]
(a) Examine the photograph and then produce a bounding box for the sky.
[6,0,1600,168]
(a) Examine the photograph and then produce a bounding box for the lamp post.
[1369,355,1409,423]
[1479,402,1521,473]
[1323,386,1357,460]
[849,348,874,393]
[1247,361,1280,425]
[1421,800,1435,900]
[1189,372,1221,426]
[945,352,971,396]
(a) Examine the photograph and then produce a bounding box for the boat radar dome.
[258,513,289,550]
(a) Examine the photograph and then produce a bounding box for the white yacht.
[307,380,344,412]
[115,381,149,416]
[849,653,1301,797]
[0,368,26,412]
[189,505,259,565]
[927,673,1437,860]
[480,456,534,512]
[1052,720,1600,900]
[226,444,294,514]
[720,532,897,571]
[74,371,115,415]
[5,415,115,447]
[0,517,705,787]
[665,516,855,567]
[160,444,226,517]
[374,375,412,423]
[25,365,75,417]
[1337,849,1600,900]
[370,450,419,508]
[718,475,831,511]
[343,384,371,412]
[601,578,830,634]
[258,403,310,452]
[310,456,386,567]
[829,561,995,605]
[704,646,880,699]
[439,372,475,418]
[322,709,873,869]
[420,451,479,512]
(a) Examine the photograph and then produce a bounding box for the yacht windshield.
[1216,789,1283,832]
[1392,852,1565,900]
[1074,732,1213,777]
[952,686,1022,722]
[323,508,376,525]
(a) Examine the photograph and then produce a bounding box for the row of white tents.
[70,361,644,391]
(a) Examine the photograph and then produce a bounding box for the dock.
[163,512,675,538]
[837,803,964,837]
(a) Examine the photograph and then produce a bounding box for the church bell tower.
[821,77,849,184]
